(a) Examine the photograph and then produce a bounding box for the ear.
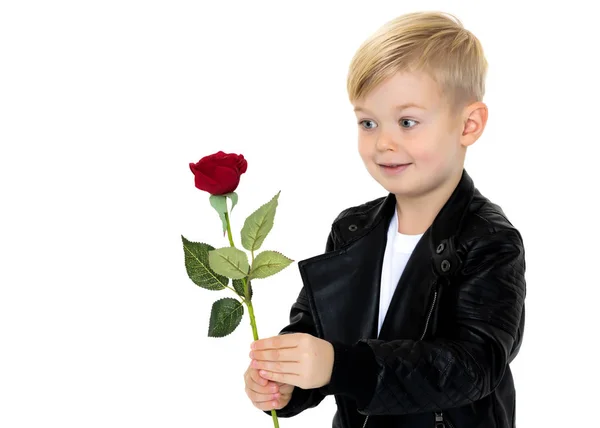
[458,101,488,148]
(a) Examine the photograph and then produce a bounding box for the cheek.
[412,140,453,168]
[357,139,371,160]
[412,147,438,164]
[412,149,450,175]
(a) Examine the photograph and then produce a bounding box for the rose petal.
[237,155,248,174]
[193,170,220,194]
[212,165,240,194]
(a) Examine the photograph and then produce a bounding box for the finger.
[254,394,291,411]
[245,384,281,403]
[250,347,299,362]
[244,367,253,385]
[250,370,280,393]
[252,359,298,375]
[249,368,268,386]
[251,333,303,351]
[258,369,299,385]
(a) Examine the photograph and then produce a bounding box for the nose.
[375,130,398,152]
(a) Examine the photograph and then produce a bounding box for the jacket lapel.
[297,211,389,345]
[297,169,476,344]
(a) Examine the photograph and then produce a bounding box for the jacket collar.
[332,168,475,252]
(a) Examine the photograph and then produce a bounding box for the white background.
[1,1,598,427]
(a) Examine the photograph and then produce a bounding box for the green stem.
[223,207,279,428]
[224,211,235,248]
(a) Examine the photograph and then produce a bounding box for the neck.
[395,169,463,235]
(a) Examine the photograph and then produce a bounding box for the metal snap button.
[348,224,358,232]
[436,243,445,254]
[441,259,451,272]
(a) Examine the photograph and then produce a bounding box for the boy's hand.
[249,333,334,390]
[244,362,294,411]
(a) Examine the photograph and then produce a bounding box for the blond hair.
[347,11,488,117]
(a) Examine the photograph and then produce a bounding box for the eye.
[358,119,377,130]
[358,118,418,131]
[400,118,418,129]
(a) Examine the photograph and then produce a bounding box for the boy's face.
[353,71,475,199]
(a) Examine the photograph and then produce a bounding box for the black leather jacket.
[267,169,526,428]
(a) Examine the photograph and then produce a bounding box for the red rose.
[189,151,248,195]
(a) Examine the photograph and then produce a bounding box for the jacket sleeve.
[318,228,526,415]
[262,230,337,418]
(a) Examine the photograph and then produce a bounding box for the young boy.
[244,11,525,428]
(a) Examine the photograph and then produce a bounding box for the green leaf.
[249,250,294,279]
[181,236,227,290]
[233,278,253,300]
[209,194,227,213]
[208,247,250,279]
[240,191,280,252]
[209,194,228,236]
[223,192,238,213]
[208,297,244,338]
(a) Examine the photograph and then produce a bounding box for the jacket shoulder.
[332,195,387,223]
[326,195,388,250]
[460,190,524,249]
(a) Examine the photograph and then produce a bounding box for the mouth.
[379,163,411,167]
[379,163,411,174]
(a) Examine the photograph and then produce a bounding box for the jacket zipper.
[420,289,438,341]
[431,284,454,428]
[435,411,457,428]
[361,414,369,428]
[429,286,452,428]
[361,287,439,428]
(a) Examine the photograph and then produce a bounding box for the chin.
[379,175,428,198]
[375,178,411,195]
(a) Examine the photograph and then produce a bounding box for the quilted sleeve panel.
[322,228,526,416]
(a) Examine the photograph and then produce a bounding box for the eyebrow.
[353,103,426,113]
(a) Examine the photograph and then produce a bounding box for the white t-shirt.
[377,204,424,336]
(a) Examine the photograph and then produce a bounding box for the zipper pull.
[435,411,446,428]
